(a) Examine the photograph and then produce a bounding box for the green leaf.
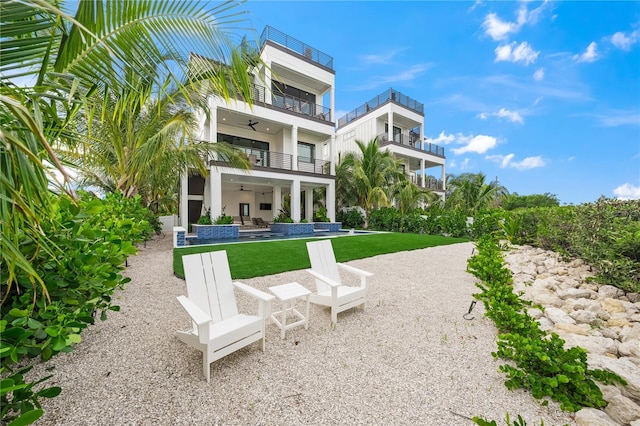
[66,334,81,344]
[8,308,29,318]
[26,318,42,330]
[37,386,62,398]
[52,336,67,351]
[7,409,44,426]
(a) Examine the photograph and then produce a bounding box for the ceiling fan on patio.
[235,185,253,192]
[247,120,259,131]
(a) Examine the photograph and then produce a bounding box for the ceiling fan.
[235,185,253,192]
[247,120,258,131]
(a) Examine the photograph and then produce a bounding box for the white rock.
[599,285,626,298]
[588,355,640,402]
[603,387,640,425]
[619,340,640,358]
[558,287,593,300]
[560,333,618,355]
[545,307,577,325]
[537,317,555,331]
[621,324,640,342]
[575,407,620,425]
[570,309,600,325]
[527,307,544,320]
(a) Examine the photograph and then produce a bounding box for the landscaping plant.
[467,235,625,412]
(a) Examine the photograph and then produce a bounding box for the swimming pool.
[185,229,374,246]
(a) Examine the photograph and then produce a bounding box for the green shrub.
[214,214,233,224]
[468,235,625,412]
[1,192,145,424]
[336,208,365,229]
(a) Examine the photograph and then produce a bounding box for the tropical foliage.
[1,0,260,423]
[501,192,560,210]
[445,172,508,215]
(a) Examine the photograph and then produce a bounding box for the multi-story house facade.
[179,26,337,227]
[335,89,446,199]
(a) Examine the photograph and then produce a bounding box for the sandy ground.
[30,234,576,425]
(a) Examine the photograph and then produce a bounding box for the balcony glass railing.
[259,26,334,69]
[337,88,424,127]
[214,145,331,176]
[249,83,331,122]
[377,133,445,157]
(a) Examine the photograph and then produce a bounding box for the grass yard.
[173,232,469,279]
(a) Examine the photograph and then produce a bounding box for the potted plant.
[192,208,239,240]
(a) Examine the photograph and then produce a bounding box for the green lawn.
[173,233,469,279]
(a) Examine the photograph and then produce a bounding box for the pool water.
[186,229,372,246]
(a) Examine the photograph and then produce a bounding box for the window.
[218,133,269,166]
[239,203,250,217]
[298,142,315,163]
[385,123,402,142]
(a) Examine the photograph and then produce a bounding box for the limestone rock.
[575,407,620,425]
[555,323,589,336]
[619,340,640,358]
[628,293,639,303]
[588,354,640,402]
[603,386,640,425]
[571,309,600,325]
[603,298,627,314]
[545,307,577,325]
[561,333,618,355]
[599,284,626,298]
[558,287,593,300]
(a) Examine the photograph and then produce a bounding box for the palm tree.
[391,180,439,215]
[336,138,404,226]
[445,172,508,215]
[1,0,257,301]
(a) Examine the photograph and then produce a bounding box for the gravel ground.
[30,234,576,425]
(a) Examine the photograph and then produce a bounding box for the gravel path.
[31,234,576,425]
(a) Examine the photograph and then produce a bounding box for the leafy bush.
[468,235,625,412]
[273,212,293,223]
[1,192,147,424]
[196,208,213,225]
[313,206,330,222]
[336,208,365,229]
[214,214,233,224]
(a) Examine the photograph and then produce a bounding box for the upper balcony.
[260,26,334,70]
[377,132,445,158]
[337,88,424,128]
[249,83,332,123]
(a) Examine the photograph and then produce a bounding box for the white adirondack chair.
[305,239,373,324]
[176,251,274,382]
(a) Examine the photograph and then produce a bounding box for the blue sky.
[235,0,640,204]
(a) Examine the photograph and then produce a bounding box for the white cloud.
[573,42,599,63]
[478,108,524,124]
[533,67,545,81]
[482,2,550,40]
[360,48,407,64]
[460,158,471,170]
[613,183,640,200]
[425,130,456,145]
[483,13,518,41]
[511,156,546,170]
[495,41,539,65]
[533,96,543,106]
[610,30,639,51]
[487,154,546,170]
[452,135,498,154]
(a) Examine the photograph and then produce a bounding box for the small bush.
[336,208,364,229]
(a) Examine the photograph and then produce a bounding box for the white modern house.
[179,26,337,227]
[335,89,446,199]
[178,27,447,229]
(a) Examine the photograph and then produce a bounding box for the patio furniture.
[176,251,274,382]
[305,239,373,324]
[268,282,311,339]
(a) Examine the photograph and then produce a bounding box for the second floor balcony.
[212,146,331,176]
[377,133,445,158]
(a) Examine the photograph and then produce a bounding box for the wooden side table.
[268,282,311,339]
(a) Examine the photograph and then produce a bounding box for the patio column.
[330,134,336,175]
[305,188,313,222]
[420,159,426,188]
[273,186,282,220]
[180,171,189,228]
[291,180,301,222]
[264,62,272,106]
[291,125,298,171]
[209,170,222,219]
[208,105,217,143]
[330,86,335,122]
[441,165,447,195]
[327,181,336,222]
[388,112,394,142]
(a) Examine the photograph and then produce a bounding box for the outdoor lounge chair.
[176,251,274,382]
[305,239,373,324]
